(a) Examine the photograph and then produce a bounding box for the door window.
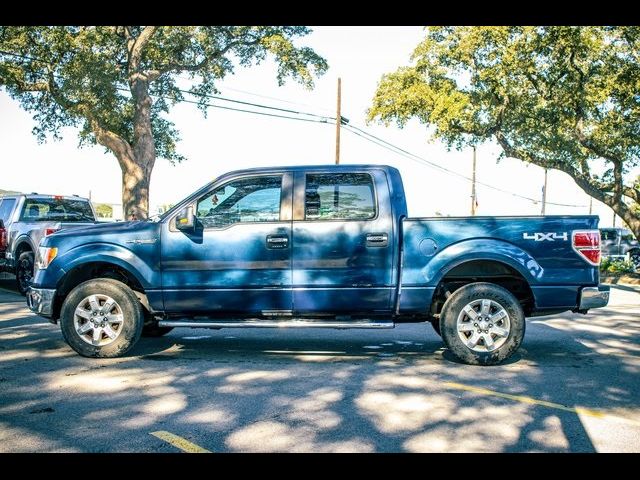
[196,176,282,228]
[304,173,375,221]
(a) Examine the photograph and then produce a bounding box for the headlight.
[37,247,58,269]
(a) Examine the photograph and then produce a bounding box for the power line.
[114,86,334,125]
[343,124,588,208]
[176,87,335,121]
[177,75,335,115]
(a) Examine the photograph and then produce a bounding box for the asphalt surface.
[1,275,639,452]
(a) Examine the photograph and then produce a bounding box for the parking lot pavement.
[0,283,639,453]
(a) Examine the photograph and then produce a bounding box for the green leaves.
[0,26,327,163]
[369,26,640,238]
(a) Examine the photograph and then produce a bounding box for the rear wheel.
[60,278,144,358]
[16,251,34,295]
[439,282,525,366]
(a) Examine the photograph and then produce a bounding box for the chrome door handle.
[366,233,388,247]
[266,235,289,249]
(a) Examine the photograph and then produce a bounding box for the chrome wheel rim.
[73,294,124,346]
[456,299,511,353]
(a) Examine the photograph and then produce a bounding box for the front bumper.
[26,287,56,317]
[578,285,610,310]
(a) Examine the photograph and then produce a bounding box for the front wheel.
[16,251,35,295]
[60,278,144,358]
[439,282,525,366]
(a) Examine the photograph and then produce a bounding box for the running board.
[158,319,395,329]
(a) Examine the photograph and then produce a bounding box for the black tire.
[439,282,525,366]
[142,323,174,337]
[16,251,34,296]
[428,317,441,337]
[60,278,144,358]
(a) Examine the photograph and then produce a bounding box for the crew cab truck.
[0,194,97,294]
[26,165,609,365]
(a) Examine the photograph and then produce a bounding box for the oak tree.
[369,26,640,238]
[0,26,327,219]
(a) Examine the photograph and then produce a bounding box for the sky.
[0,26,629,227]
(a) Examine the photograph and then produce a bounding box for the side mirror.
[175,206,196,232]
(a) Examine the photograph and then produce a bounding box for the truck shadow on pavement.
[1,298,639,452]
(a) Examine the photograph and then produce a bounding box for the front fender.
[41,242,158,290]
[403,238,544,287]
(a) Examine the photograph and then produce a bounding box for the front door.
[161,173,293,314]
[291,170,395,314]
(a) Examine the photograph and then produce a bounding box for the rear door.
[291,169,395,314]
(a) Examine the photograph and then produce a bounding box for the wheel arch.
[13,236,35,258]
[429,258,536,317]
[52,261,149,321]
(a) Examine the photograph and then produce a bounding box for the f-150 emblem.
[523,232,568,241]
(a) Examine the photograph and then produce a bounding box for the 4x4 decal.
[523,232,568,241]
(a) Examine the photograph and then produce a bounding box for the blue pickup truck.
[26,165,609,365]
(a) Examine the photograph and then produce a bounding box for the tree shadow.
[0,297,639,452]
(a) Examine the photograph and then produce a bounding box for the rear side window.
[20,198,94,222]
[601,230,618,241]
[0,198,17,223]
[304,173,376,221]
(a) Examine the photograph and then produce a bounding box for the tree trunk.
[126,76,156,221]
[121,162,151,221]
[609,198,640,241]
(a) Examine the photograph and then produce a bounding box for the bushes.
[600,257,636,274]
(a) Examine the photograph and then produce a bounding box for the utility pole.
[335,77,342,165]
[470,146,477,216]
[589,196,593,215]
[541,169,548,215]
[613,210,616,227]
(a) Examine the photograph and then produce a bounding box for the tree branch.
[128,26,157,75]
[145,36,263,82]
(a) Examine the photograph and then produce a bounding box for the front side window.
[305,173,376,221]
[196,175,282,228]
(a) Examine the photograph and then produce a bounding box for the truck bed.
[399,215,600,313]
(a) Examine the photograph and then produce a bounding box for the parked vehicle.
[26,165,609,365]
[0,194,97,294]
[600,227,640,271]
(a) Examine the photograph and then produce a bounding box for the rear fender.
[412,238,543,287]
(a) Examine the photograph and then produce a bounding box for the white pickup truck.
[0,193,98,294]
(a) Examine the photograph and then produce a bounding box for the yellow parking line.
[443,381,637,424]
[444,381,604,417]
[150,431,211,453]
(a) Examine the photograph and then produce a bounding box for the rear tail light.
[0,225,7,254]
[572,230,601,265]
[44,228,58,237]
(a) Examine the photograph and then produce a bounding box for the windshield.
[20,198,95,222]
